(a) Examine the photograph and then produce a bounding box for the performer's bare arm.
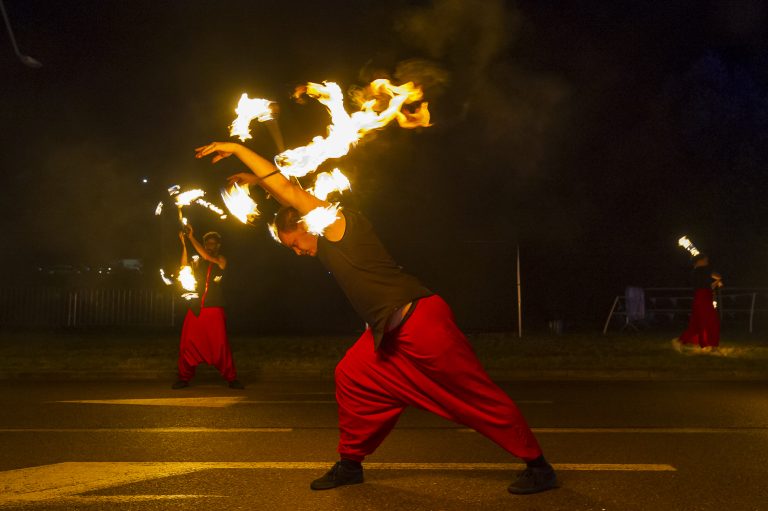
[711,272,723,289]
[195,141,346,241]
[179,231,189,267]
[186,224,227,270]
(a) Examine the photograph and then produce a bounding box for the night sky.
[2,0,767,331]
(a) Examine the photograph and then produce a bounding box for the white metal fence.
[603,287,768,334]
[0,287,176,328]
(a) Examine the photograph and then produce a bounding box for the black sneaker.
[310,461,364,490]
[508,464,558,494]
[171,380,189,389]
[228,379,245,389]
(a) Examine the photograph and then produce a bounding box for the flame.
[677,236,700,257]
[178,265,197,293]
[221,183,259,223]
[302,204,341,235]
[274,79,430,177]
[175,189,206,207]
[267,221,280,243]
[308,168,351,201]
[230,94,274,142]
[159,269,173,286]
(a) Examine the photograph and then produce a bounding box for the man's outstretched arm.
[195,141,345,241]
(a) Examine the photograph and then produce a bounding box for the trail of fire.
[230,94,274,142]
[274,79,430,178]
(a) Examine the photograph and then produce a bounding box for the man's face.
[204,238,221,257]
[278,226,318,257]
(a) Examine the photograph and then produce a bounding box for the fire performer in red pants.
[673,254,723,353]
[195,141,557,495]
[173,225,244,389]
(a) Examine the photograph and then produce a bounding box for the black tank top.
[190,260,226,313]
[317,210,432,348]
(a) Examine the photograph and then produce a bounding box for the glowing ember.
[678,236,700,257]
[308,168,351,201]
[154,201,164,216]
[302,204,340,235]
[274,79,430,177]
[221,183,259,224]
[230,93,274,142]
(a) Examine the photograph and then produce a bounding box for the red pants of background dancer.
[680,288,720,348]
[178,307,237,382]
[334,294,542,462]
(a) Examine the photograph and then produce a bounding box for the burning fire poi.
[221,183,260,224]
[678,236,700,257]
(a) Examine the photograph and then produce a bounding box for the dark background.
[1,0,767,332]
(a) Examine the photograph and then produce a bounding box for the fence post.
[603,295,620,335]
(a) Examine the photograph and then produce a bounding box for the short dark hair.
[203,231,222,243]
[274,206,302,233]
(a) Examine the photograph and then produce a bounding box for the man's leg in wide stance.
[311,295,557,494]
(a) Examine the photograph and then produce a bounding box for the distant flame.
[302,204,340,235]
[221,183,259,224]
[230,94,274,142]
[274,79,430,177]
[678,236,700,257]
[308,168,351,201]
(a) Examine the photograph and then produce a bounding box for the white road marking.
[2,426,763,434]
[54,398,553,407]
[0,428,292,433]
[507,427,764,434]
[241,400,337,404]
[55,397,247,408]
[0,461,676,505]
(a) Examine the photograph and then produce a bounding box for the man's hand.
[195,141,239,164]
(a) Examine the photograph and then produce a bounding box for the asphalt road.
[1,377,767,510]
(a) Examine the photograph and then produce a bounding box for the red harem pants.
[334,294,543,462]
[178,307,237,382]
[680,288,720,347]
